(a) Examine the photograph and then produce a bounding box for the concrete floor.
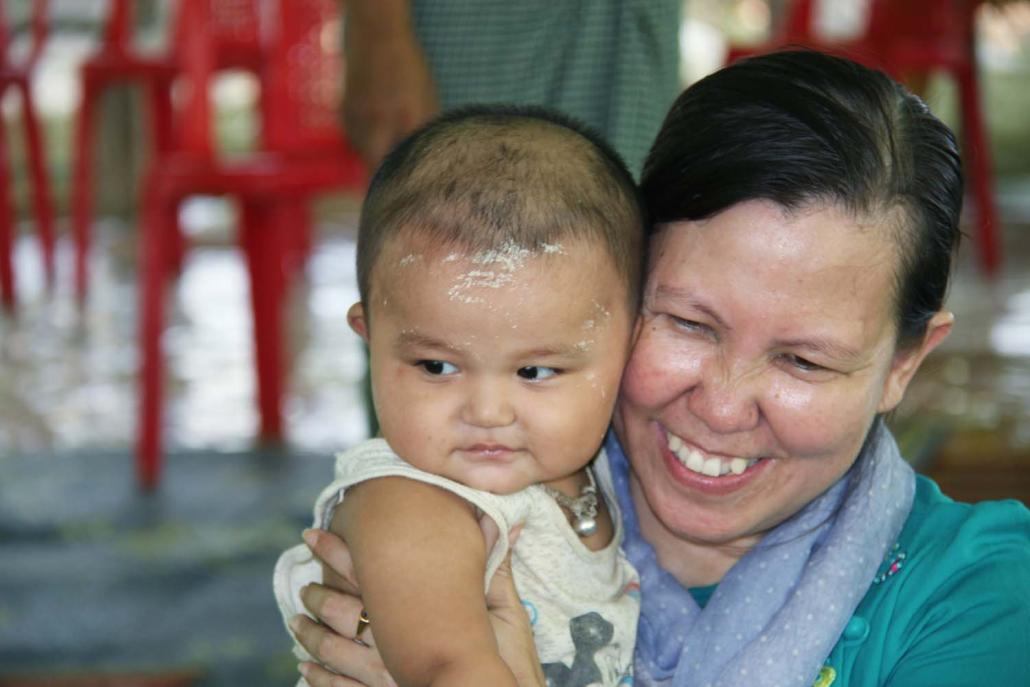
[0,208,369,685]
[0,188,1028,683]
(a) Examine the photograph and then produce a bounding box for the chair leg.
[147,75,176,155]
[0,112,15,313]
[285,196,311,280]
[71,73,98,303]
[956,37,1000,275]
[144,77,188,276]
[240,199,290,441]
[137,183,175,490]
[17,79,56,290]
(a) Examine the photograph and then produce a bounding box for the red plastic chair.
[71,0,267,304]
[725,0,1001,275]
[0,0,54,313]
[136,0,367,489]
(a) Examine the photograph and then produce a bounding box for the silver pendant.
[542,466,600,538]
[573,515,598,537]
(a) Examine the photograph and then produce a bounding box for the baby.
[275,105,645,687]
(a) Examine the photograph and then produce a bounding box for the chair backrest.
[865,0,967,42]
[98,0,132,55]
[184,0,263,71]
[773,0,974,66]
[0,0,48,71]
[170,0,267,156]
[260,0,347,154]
[172,0,356,160]
[863,0,974,69]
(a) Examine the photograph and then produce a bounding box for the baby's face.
[351,238,636,494]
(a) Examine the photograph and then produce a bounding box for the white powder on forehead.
[447,269,516,303]
[470,239,533,270]
[448,240,530,303]
[398,254,419,266]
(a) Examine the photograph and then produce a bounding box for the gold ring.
[355,609,371,640]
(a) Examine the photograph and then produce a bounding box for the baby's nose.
[462,380,516,428]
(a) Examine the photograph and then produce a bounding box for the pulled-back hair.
[357,104,645,310]
[642,49,963,348]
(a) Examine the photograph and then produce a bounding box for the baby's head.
[349,105,645,494]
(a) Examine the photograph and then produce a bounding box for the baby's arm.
[331,476,520,687]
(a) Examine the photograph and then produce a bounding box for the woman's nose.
[461,380,516,428]
[686,358,761,434]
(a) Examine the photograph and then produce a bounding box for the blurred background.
[0,0,1027,684]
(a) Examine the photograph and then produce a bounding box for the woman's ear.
[878,311,954,413]
[347,302,369,342]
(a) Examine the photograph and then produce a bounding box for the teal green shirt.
[691,477,1030,686]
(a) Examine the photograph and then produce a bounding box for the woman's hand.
[293,528,397,687]
[479,520,547,687]
[296,523,545,687]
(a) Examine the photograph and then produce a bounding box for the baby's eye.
[417,360,459,376]
[517,366,559,381]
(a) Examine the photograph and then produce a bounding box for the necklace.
[542,466,599,537]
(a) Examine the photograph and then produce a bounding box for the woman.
[289,50,1030,686]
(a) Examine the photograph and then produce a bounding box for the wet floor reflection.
[0,207,368,457]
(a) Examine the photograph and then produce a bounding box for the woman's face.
[614,199,951,552]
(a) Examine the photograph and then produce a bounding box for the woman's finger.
[300,583,376,648]
[299,661,366,687]
[486,542,546,686]
[304,528,360,594]
[290,615,395,687]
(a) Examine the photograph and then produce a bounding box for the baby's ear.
[347,302,369,341]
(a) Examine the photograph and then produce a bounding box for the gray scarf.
[607,418,915,687]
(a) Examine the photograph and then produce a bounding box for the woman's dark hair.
[641,49,963,348]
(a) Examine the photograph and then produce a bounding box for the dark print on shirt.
[542,611,626,687]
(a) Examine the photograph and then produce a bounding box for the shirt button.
[843,616,870,643]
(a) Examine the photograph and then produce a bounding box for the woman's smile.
[663,428,763,476]
[659,423,772,496]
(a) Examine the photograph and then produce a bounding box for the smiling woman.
[286,51,1030,687]
[618,199,935,568]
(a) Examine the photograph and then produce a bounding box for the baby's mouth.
[666,432,761,477]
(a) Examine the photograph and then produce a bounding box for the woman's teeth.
[667,433,758,477]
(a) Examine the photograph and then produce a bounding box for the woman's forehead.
[650,200,896,272]
[646,200,899,332]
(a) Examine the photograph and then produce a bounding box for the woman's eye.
[783,354,825,373]
[417,360,458,376]
[671,316,711,334]
[517,366,559,381]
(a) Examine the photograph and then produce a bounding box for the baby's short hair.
[356,104,646,310]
